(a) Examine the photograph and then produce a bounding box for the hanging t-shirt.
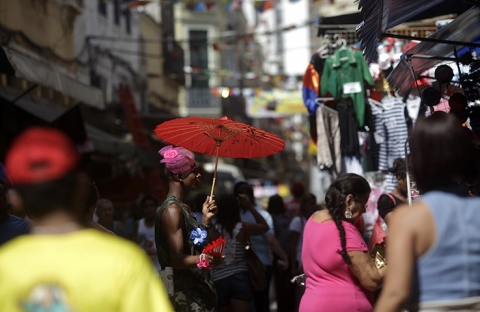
[368,98,386,171]
[378,97,409,192]
[320,48,374,128]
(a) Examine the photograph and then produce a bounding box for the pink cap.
[158,145,195,174]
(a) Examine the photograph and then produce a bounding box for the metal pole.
[405,138,412,206]
[11,84,38,104]
[382,33,480,49]
[407,54,456,61]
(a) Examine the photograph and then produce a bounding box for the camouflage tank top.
[155,195,217,310]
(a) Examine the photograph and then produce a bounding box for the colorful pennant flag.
[185,1,217,11]
[254,0,274,13]
[225,0,242,11]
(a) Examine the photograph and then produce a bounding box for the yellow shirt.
[0,229,173,312]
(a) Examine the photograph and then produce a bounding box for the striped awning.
[356,0,446,61]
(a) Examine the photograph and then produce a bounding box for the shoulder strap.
[386,193,397,205]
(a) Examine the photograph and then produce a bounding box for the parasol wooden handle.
[209,143,221,202]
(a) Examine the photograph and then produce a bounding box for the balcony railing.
[185,88,221,117]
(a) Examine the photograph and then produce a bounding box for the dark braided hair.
[324,174,371,264]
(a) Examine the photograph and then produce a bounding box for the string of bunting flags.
[184,66,287,84]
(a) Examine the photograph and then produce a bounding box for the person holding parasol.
[155,145,224,312]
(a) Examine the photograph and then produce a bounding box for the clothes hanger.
[316,35,332,59]
[315,98,337,114]
[337,39,350,61]
[334,38,347,50]
[316,35,330,53]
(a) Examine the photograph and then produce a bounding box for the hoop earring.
[344,210,352,219]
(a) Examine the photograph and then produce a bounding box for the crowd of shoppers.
[2,109,480,312]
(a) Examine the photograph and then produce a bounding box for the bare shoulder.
[390,201,434,256]
[160,203,183,222]
[162,202,182,214]
[391,202,430,227]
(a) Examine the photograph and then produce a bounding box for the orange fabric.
[302,63,319,93]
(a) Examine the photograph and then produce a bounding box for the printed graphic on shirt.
[21,283,71,312]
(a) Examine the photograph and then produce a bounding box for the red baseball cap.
[5,127,80,185]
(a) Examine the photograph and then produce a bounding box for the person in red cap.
[0,127,173,312]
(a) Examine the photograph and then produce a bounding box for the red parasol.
[154,116,285,197]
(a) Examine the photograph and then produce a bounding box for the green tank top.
[155,195,217,310]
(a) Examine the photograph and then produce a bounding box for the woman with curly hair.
[209,194,269,312]
[299,173,384,312]
[377,157,408,225]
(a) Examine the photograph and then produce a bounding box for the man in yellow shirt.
[0,127,172,312]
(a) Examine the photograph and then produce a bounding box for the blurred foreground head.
[410,112,476,193]
[4,127,83,220]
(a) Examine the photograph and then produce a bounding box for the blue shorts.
[214,271,253,307]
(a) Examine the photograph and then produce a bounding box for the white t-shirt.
[137,218,161,272]
[240,205,274,266]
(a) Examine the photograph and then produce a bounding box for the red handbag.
[368,215,387,250]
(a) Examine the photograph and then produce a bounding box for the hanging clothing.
[343,155,363,175]
[311,53,326,90]
[367,98,385,171]
[316,106,341,175]
[320,48,374,128]
[337,97,361,158]
[302,63,320,116]
[303,56,336,145]
[377,97,409,192]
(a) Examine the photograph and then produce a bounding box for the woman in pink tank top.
[299,174,385,312]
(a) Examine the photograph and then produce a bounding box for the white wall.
[282,0,310,76]
[242,0,310,76]
[242,1,279,75]
[73,0,143,106]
